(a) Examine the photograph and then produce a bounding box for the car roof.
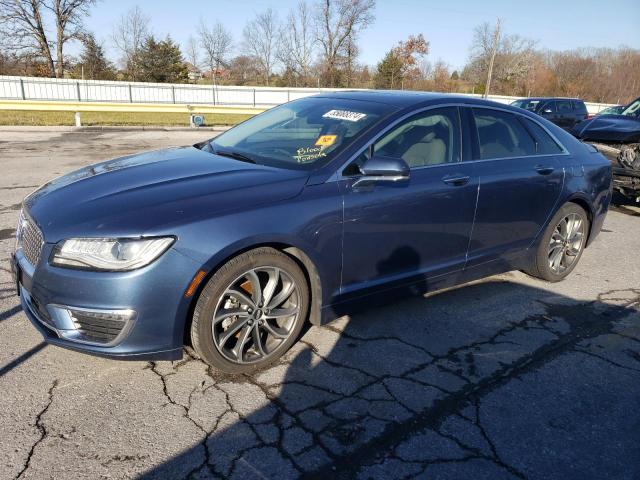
[515,97,584,102]
[310,90,516,109]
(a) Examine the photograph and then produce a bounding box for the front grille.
[17,210,44,267]
[69,310,130,344]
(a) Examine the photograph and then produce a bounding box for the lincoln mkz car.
[12,92,612,373]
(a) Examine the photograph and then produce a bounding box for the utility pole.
[484,18,501,99]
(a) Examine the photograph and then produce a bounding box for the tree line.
[0,1,638,104]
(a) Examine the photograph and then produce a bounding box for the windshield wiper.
[216,149,257,164]
[206,141,257,164]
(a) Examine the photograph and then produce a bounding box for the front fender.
[172,181,343,328]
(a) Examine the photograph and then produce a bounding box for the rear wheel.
[525,202,589,282]
[191,247,309,373]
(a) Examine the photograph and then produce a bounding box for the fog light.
[47,305,136,346]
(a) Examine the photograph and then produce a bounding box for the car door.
[339,106,478,297]
[466,107,564,267]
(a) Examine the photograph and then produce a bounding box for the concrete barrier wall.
[0,75,615,114]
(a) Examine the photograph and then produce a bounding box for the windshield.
[510,99,540,112]
[621,98,640,117]
[598,106,622,115]
[203,97,394,170]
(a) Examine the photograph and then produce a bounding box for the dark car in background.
[12,92,612,373]
[510,97,589,130]
[572,96,640,202]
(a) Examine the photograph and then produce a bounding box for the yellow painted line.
[0,100,266,115]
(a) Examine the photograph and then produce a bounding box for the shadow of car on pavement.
[137,276,640,480]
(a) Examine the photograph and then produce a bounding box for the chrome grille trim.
[17,210,44,267]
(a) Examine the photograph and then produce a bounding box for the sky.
[82,0,640,70]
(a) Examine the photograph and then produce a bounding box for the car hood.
[25,146,309,242]
[572,115,640,143]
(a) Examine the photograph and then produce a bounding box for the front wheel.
[190,247,309,373]
[525,203,589,282]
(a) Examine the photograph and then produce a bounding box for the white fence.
[0,76,340,107]
[0,75,613,114]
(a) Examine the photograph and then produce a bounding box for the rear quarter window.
[572,101,588,114]
[519,117,564,154]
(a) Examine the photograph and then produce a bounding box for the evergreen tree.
[74,34,116,80]
[374,50,403,89]
[135,36,188,83]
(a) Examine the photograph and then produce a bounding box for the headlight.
[50,237,175,271]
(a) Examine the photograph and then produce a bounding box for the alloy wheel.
[211,267,300,364]
[548,213,585,275]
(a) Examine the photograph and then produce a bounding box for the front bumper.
[612,167,640,199]
[12,245,201,361]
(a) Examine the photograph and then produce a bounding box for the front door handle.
[535,165,555,175]
[442,174,470,186]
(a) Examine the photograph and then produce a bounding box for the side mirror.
[542,108,553,114]
[353,155,410,188]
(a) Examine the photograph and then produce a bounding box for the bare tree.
[186,35,199,68]
[484,19,501,98]
[198,19,233,90]
[112,5,149,80]
[315,0,375,87]
[48,0,96,77]
[343,33,358,87]
[243,8,279,85]
[0,0,95,77]
[0,0,55,75]
[468,20,535,97]
[278,1,315,85]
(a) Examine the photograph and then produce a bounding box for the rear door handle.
[442,175,470,186]
[535,165,555,175]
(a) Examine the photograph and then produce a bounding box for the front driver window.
[373,107,461,168]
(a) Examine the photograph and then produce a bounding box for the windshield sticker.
[293,146,327,163]
[315,134,338,148]
[322,110,367,122]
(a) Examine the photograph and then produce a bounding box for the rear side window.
[572,101,587,114]
[557,100,572,113]
[472,109,537,160]
[519,117,563,154]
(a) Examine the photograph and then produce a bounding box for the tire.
[190,247,309,374]
[525,202,590,282]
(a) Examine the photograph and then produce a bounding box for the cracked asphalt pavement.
[1,129,639,480]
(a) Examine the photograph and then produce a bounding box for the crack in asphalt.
[573,347,640,374]
[15,379,58,480]
[148,361,218,479]
[0,185,39,191]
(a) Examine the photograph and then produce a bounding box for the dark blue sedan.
[12,92,612,373]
